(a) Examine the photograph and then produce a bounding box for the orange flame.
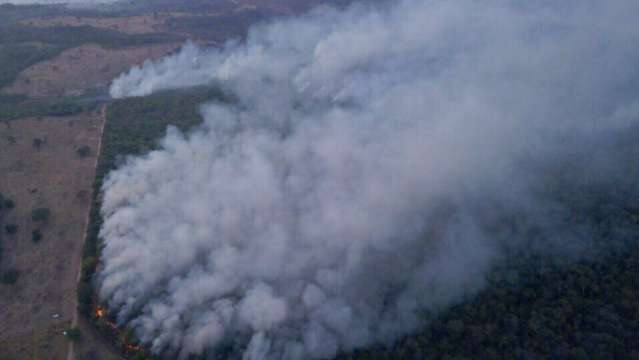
[94,305,117,330]
[125,343,144,352]
[93,304,146,354]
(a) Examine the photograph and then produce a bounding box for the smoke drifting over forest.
[102,0,639,359]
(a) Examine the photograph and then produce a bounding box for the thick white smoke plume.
[102,0,639,359]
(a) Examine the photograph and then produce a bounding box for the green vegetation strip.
[0,24,181,91]
[0,95,88,121]
[0,25,180,49]
[0,3,116,25]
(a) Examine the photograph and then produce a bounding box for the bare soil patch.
[2,42,181,98]
[0,111,105,359]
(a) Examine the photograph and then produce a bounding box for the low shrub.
[77,145,92,158]
[31,207,51,222]
[1,269,19,285]
[5,224,18,234]
[32,229,42,242]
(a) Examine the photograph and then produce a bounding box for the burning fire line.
[94,305,117,330]
[94,304,146,355]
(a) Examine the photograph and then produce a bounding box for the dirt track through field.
[65,105,122,360]
[66,105,104,360]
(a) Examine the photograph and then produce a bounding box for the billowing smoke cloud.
[101,0,639,359]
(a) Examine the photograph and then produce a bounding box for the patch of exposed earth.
[2,42,181,98]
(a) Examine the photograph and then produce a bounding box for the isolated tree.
[31,207,51,222]
[5,224,18,234]
[1,269,19,285]
[0,194,11,211]
[32,229,42,243]
[76,145,92,158]
[4,199,14,210]
[32,138,44,149]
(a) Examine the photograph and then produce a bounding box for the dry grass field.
[2,43,181,98]
[0,111,104,359]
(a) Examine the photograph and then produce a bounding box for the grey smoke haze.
[101,0,639,359]
[0,0,118,5]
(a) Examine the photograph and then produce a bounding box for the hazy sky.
[0,0,119,5]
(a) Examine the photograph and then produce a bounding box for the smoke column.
[102,0,639,358]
